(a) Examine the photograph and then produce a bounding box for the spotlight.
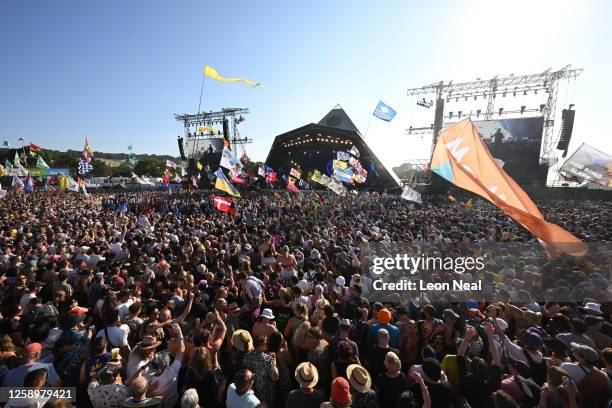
[455,97,459,102]
[523,90,528,95]
[534,90,538,95]
[474,95,477,101]
[502,91,507,97]
[539,104,546,112]
[498,107,504,116]
[458,111,462,118]
[476,109,481,118]
[464,97,468,101]
[520,106,526,114]
[449,112,454,119]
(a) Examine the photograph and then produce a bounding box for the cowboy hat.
[231,330,253,352]
[295,362,319,388]
[137,335,162,350]
[347,364,371,393]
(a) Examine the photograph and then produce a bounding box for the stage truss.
[174,108,252,159]
[406,65,582,163]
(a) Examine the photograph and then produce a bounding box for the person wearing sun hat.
[321,377,352,408]
[231,329,253,353]
[347,364,378,408]
[375,351,406,408]
[126,335,162,378]
[285,362,325,407]
[560,342,609,407]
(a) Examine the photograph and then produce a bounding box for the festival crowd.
[0,190,610,408]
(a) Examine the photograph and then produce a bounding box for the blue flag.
[373,100,397,122]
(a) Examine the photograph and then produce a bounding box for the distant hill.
[63,149,181,167]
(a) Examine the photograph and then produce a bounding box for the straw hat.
[295,362,319,388]
[137,335,162,350]
[347,364,372,393]
[384,351,401,373]
[231,330,253,352]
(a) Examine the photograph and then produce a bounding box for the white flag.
[12,176,24,189]
[401,185,422,204]
[220,147,242,173]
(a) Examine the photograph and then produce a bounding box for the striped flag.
[78,159,94,174]
[166,160,178,169]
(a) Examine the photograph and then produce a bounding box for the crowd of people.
[0,189,610,408]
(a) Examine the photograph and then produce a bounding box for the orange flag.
[431,119,586,257]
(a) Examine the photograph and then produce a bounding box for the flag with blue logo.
[373,100,397,122]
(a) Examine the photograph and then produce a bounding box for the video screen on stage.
[184,136,224,158]
[444,117,548,186]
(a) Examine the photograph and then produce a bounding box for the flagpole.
[364,116,373,138]
[197,74,205,114]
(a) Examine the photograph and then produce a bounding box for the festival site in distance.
[0,2,611,408]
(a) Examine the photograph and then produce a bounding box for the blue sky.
[1,0,611,167]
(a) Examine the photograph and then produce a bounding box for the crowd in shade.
[0,190,610,408]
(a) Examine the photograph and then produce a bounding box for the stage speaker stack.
[222,118,230,147]
[557,108,575,158]
[177,136,186,160]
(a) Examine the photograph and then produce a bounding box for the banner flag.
[311,170,323,184]
[319,174,332,186]
[431,118,586,257]
[37,156,50,169]
[220,147,242,173]
[333,167,355,184]
[214,168,241,197]
[337,151,351,161]
[349,146,360,157]
[400,186,422,204]
[212,195,236,216]
[29,143,43,152]
[373,100,397,122]
[166,160,178,169]
[290,168,301,178]
[266,172,278,182]
[204,65,261,87]
[559,143,612,188]
[12,176,24,189]
[327,178,346,195]
[287,178,301,193]
[333,160,348,170]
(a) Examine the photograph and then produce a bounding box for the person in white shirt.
[116,289,134,320]
[145,324,185,408]
[19,281,43,308]
[96,310,131,358]
[87,365,129,408]
[226,369,260,408]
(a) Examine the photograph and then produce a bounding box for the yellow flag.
[0,164,4,177]
[58,174,69,190]
[333,160,348,170]
[465,198,473,208]
[197,127,215,133]
[311,170,322,183]
[196,162,203,171]
[204,65,260,87]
